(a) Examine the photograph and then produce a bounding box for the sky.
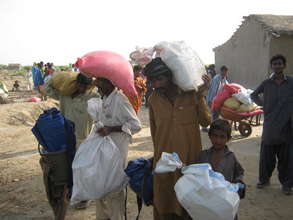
[0,0,292,65]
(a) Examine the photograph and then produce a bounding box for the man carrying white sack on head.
[144,57,212,220]
[91,77,142,220]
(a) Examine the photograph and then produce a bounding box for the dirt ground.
[0,75,293,220]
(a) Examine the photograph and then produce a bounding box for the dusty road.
[0,83,292,219]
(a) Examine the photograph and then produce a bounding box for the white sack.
[154,152,183,174]
[155,41,206,91]
[232,88,253,105]
[71,133,128,204]
[174,164,240,220]
[129,47,154,65]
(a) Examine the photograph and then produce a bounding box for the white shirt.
[88,89,142,166]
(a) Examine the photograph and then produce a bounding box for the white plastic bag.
[232,88,253,105]
[129,47,154,65]
[0,88,5,95]
[154,41,206,91]
[174,164,240,220]
[71,133,128,203]
[154,152,183,173]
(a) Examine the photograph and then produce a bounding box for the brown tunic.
[149,90,211,216]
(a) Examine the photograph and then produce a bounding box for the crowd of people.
[12,53,293,220]
[30,61,56,100]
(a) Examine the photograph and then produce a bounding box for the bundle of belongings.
[50,71,96,96]
[212,83,261,113]
[130,41,207,92]
[125,157,154,219]
[154,152,245,220]
[75,50,137,96]
[32,108,76,220]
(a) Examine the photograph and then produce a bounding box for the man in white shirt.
[93,77,142,220]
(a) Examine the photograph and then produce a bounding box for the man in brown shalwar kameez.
[143,58,212,220]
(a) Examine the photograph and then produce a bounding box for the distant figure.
[44,63,55,83]
[207,64,217,78]
[144,80,153,107]
[25,70,33,91]
[71,64,78,72]
[32,62,46,100]
[206,65,229,121]
[0,81,9,104]
[12,80,20,92]
[0,81,8,93]
[127,65,147,113]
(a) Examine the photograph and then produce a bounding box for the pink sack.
[221,106,263,117]
[212,83,245,110]
[28,96,41,102]
[212,89,231,110]
[75,51,137,96]
[222,83,244,94]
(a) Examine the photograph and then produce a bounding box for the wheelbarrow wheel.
[238,122,252,137]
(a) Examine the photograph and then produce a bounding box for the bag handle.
[38,144,45,156]
[136,195,143,220]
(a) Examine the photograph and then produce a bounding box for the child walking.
[198,119,245,220]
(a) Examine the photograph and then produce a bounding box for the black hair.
[133,65,143,72]
[143,57,172,79]
[96,77,113,85]
[220,65,228,72]
[270,54,286,66]
[76,73,92,85]
[208,119,232,140]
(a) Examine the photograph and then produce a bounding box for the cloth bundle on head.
[76,73,92,85]
[153,41,205,91]
[143,57,172,79]
[50,71,79,96]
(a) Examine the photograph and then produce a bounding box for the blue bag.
[125,157,153,220]
[32,108,67,152]
[33,108,77,188]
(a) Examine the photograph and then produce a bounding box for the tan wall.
[270,35,293,76]
[214,19,271,89]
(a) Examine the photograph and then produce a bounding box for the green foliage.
[22,66,32,71]
[6,70,27,76]
[55,65,71,71]
[0,64,7,70]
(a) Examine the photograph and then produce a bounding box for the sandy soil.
[0,75,293,220]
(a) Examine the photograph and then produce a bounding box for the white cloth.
[94,89,142,220]
[96,190,125,220]
[92,88,142,167]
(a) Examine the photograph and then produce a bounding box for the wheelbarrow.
[220,106,263,137]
